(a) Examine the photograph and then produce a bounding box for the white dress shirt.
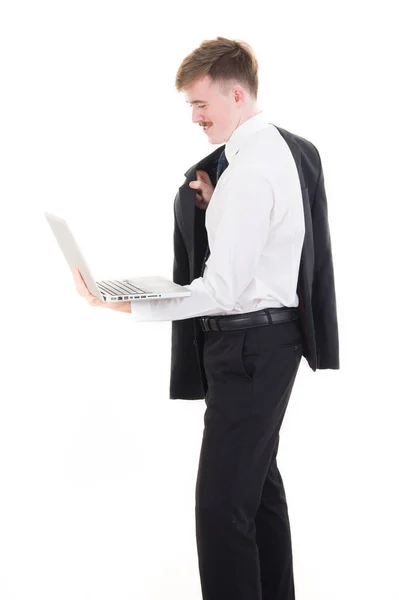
[130,110,305,322]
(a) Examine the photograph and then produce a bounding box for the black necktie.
[216,148,229,181]
[201,150,229,276]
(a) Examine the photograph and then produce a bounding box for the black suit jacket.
[169,124,340,400]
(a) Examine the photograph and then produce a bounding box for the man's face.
[185,75,243,144]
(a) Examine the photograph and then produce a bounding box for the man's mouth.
[203,125,212,132]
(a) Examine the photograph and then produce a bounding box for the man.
[73,36,339,600]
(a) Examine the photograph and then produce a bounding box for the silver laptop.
[45,212,191,302]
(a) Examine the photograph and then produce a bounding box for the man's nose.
[192,110,203,125]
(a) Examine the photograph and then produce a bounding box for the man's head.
[175,37,261,145]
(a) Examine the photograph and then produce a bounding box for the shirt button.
[193,339,197,346]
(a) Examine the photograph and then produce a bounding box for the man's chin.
[207,135,221,144]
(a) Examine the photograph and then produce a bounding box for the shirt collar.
[224,110,270,164]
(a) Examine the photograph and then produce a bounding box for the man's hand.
[72,268,131,313]
[189,170,214,210]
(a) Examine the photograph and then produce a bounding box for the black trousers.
[195,315,303,600]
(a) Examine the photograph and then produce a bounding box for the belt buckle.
[201,316,211,331]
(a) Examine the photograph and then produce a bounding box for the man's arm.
[73,168,274,321]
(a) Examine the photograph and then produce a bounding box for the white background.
[1,1,398,598]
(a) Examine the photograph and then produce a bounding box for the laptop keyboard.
[97,280,151,295]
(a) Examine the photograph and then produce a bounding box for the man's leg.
[195,322,302,600]
[255,435,296,600]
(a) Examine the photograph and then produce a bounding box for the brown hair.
[175,36,259,100]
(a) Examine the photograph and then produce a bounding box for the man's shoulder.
[180,123,321,186]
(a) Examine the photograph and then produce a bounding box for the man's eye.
[190,104,207,109]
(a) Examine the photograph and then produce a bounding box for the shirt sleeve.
[130,165,274,322]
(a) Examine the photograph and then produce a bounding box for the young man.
[73,36,339,600]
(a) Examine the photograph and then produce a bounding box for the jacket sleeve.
[311,147,340,369]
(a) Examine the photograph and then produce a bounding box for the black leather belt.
[199,307,300,332]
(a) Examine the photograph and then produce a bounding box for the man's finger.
[198,170,211,181]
